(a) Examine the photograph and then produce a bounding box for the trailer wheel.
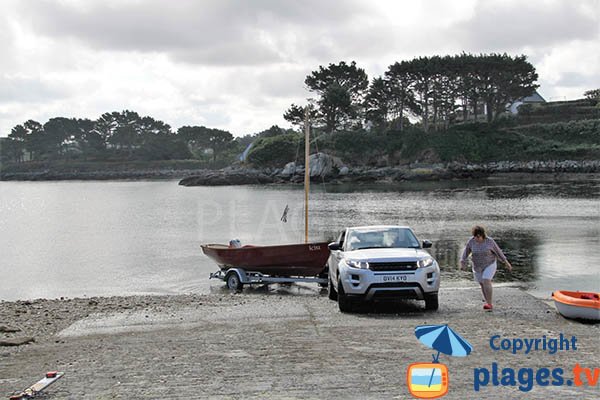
[225,271,243,291]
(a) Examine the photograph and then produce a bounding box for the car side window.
[337,231,346,249]
[337,230,346,251]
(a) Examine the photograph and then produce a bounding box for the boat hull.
[552,290,600,321]
[201,242,330,277]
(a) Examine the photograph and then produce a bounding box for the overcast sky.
[1,0,599,137]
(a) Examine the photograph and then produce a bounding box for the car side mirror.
[422,240,432,249]
[328,242,341,251]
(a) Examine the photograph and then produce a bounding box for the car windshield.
[346,228,420,251]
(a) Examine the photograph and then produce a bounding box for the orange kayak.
[551,291,600,321]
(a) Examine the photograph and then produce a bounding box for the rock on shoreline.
[0,169,200,181]
[2,159,599,184]
[179,159,600,186]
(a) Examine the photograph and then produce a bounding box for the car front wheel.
[328,275,338,300]
[424,293,439,311]
[337,279,354,313]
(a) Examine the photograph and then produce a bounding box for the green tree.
[207,129,234,162]
[364,77,391,129]
[7,125,28,162]
[176,126,233,162]
[177,126,211,151]
[584,88,600,102]
[409,56,435,132]
[475,54,538,122]
[43,117,81,157]
[258,125,286,138]
[76,118,104,159]
[384,61,418,131]
[19,120,47,160]
[95,110,142,150]
[305,61,369,132]
[283,104,306,129]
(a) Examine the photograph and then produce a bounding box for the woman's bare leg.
[481,279,493,305]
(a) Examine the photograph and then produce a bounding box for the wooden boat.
[551,290,600,321]
[201,242,330,276]
[202,107,330,279]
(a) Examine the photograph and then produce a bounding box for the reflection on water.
[321,178,600,199]
[0,178,598,301]
[431,230,540,283]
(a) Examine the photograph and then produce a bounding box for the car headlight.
[418,256,435,268]
[346,260,369,269]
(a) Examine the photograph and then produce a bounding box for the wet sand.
[1,283,598,399]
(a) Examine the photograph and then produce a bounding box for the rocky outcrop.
[308,152,345,177]
[280,162,297,177]
[179,168,274,186]
[178,159,600,186]
[2,157,599,184]
[0,169,202,181]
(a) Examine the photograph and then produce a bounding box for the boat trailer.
[210,268,328,291]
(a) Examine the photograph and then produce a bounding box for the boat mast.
[304,106,310,244]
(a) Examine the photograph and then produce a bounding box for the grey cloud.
[17,0,367,66]
[0,14,17,70]
[187,94,230,108]
[451,1,599,51]
[255,68,309,98]
[556,72,599,88]
[173,41,281,66]
[0,76,66,103]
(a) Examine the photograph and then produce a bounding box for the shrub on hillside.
[509,119,600,144]
[519,101,599,118]
[246,133,303,167]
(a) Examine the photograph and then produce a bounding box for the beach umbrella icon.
[415,324,473,361]
[414,324,473,388]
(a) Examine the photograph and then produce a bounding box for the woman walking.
[460,226,512,311]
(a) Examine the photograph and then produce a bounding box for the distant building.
[508,90,546,114]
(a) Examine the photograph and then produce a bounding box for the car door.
[328,230,346,283]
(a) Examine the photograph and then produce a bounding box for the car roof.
[347,225,411,231]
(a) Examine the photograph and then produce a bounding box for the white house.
[508,90,546,114]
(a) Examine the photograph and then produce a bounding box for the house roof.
[521,91,546,103]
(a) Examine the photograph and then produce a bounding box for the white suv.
[327,225,440,312]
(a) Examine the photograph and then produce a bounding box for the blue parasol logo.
[415,324,473,362]
[407,324,473,398]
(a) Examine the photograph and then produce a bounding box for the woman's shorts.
[473,261,497,283]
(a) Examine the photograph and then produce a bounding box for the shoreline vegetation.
[1,159,599,184]
[1,56,598,186]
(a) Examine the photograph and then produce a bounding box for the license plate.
[381,274,408,282]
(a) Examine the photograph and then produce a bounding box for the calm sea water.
[0,179,598,301]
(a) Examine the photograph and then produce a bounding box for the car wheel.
[337,279,353,313]
[225,271,243,291]
[328,275,338,300]
[424,293,439,311]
